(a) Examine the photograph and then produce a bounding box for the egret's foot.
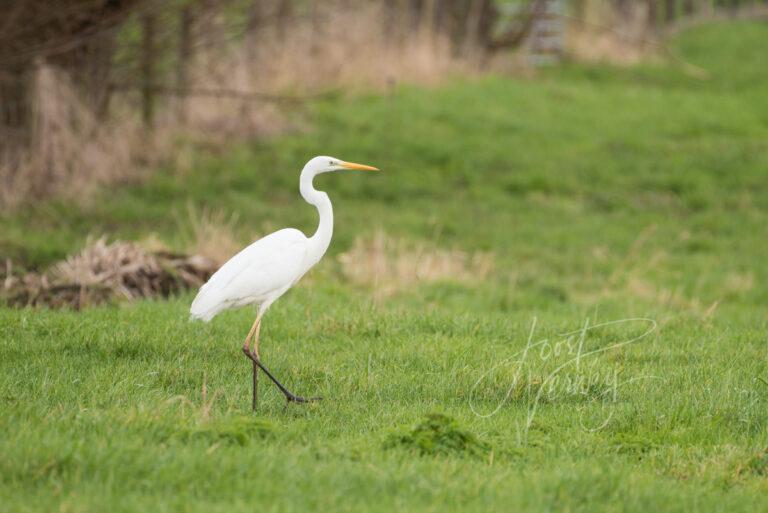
[242,349,320,406]
[286,394,323,404]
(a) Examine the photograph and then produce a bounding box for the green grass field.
[2,21,768,512]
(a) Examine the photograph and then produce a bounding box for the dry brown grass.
[575,225,723,319]
[180,204,246,266]
[337,230,494,298]
[234,3,471,93]
[0,65,147,208]
[567,3,657,65]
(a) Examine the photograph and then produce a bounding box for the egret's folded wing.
[190,228,308,320]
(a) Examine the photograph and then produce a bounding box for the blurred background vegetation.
[2,0,765,209]
[0,0,767,305]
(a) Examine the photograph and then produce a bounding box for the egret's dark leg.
[240,350,260,411]
[241,349,322,404]
[242,316,262,411]
[239,347,258,411]
[252,361,258,411]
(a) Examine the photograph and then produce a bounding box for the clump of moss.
[384,413,489,457]
[179,416,275,446]
[741,448,768,476]
[612,433,659,456]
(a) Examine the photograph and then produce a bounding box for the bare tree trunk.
[176,7,192,125]
[141,14,156,130]
[463,0,485,55]
[29,60,57,194]
[275,0,292,41]
[309,1,321,57]
[615,0,633,21]
[245,0,263,58]
[664,0,676,23]
[573,0,587,20]
[383,0,399,40]
[421,0,437,39]
[433,0,448,36]
[0,62,34,172]
[647,0,659,32]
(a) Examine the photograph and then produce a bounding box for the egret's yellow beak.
[340,161,379,171]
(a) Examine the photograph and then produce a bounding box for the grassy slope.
[2,21,768,512]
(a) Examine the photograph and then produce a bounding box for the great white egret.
[190,156,380,410]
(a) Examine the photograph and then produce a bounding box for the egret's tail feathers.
[189,287,225,322]
[189,310,215,322]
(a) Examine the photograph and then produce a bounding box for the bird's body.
[190,228,311,322]
[189,156,379,408]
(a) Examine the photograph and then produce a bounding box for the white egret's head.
[307,155,380,175]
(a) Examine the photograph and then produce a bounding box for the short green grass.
[2,21,768,512]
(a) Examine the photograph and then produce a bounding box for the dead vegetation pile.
[2,237,216,309]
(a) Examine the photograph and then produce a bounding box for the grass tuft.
[740,448,768,477]
[384,413,489,458]
[177,416,276,447]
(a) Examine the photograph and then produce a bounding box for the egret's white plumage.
[190,228,308,321]
[189,155,379,408]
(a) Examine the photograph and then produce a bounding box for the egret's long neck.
[300,166,333,262]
